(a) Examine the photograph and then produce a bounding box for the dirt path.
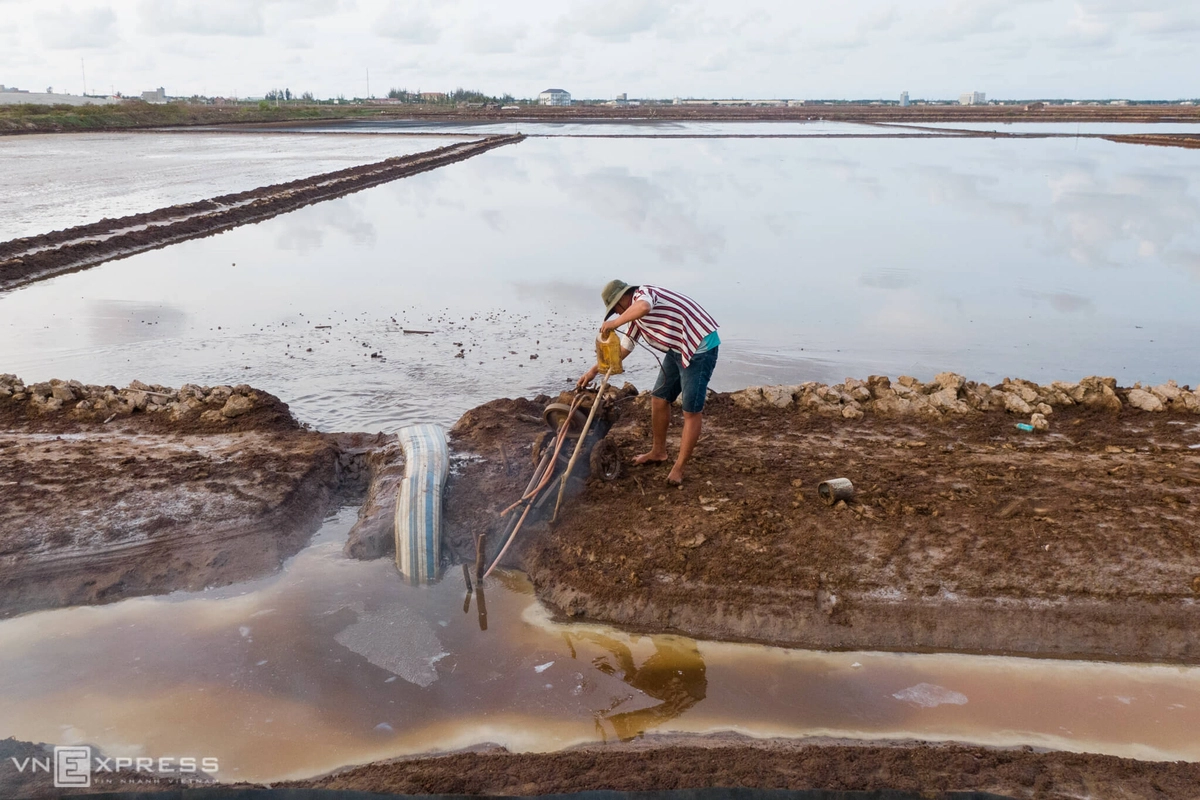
[441,376,1200,663]
[1105,133,1200,150]
[0,134,523,292]
[287,735,1200,799]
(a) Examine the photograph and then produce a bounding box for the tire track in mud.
[0,134,524,292]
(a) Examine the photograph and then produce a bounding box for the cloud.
[375,0,440,43]
[805,5,899,52]
[924,0,1049,42]
[269,0,354,20]
[37,6,118,49]
[465,20,526,54]
[1053,3,1115,49]
[139,0,266,36]
[558,0,672,42]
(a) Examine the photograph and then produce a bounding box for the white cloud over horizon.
[2,0,1198,100]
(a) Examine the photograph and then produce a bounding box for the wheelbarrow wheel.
[589,437,622,481]
[543,402,588,436]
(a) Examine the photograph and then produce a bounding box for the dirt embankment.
[4,100,1198,137]
[288,735,1200,799]
[0,374,374,618]
[1104,133,1200,150]
[240,102,1200,126]
[441,374,1200,663]
[0,135,523,292]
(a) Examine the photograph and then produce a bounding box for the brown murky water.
[1,508,1198,783]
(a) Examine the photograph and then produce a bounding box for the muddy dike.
[282,734,1200,798]
[0,374,383,618]
[0,135,523,292]
[433,374,1200,664]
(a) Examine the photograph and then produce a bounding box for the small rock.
[51,385,76,402]
[841,405,864,420]
[1150,381,1182,404]
[1035,403,1053,416]
[933,371,965,392]
[1126,388,1165,412]
[1002,392,1034,415]
[1030,413,1049,432]
[761,385,798,409]
[221,395,255,418]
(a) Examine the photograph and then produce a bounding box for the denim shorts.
[651,347,719,413]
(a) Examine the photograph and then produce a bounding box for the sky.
[0,0,1198,101]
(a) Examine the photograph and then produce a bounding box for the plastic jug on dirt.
[595,331,626,376]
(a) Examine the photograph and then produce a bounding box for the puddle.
[0,507,1198,783]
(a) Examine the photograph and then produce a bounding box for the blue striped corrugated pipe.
[394,424,449,585]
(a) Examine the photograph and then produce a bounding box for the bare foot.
[667,466,685,485]
[633,451,668,466]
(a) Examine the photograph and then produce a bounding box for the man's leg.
[636,353,680,465]
[667,411,702,485]
[666,347,718,485]
[634,396,670,464]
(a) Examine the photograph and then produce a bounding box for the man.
[578,279,719,485]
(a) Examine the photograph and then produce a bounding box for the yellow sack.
[595,331,625,375]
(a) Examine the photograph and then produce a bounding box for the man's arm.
[601,299,651,337]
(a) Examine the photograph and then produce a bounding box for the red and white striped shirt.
[626,285,719,368]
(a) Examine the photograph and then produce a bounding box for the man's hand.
[599,319,619,337]
[577,365,599,390]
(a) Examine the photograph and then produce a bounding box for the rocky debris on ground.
[729,373,1200,418]
[0,373,297,432]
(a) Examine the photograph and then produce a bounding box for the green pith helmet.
[602,279,638,317]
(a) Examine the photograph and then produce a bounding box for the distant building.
[141,87,166,103]
[538,88,571,106]
[959,91,985,106]
[419,92,447,102]
[1024,101,1046,111]
[899,91,909,107]
[0,88,120,106]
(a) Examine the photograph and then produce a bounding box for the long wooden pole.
[551,369,612,522]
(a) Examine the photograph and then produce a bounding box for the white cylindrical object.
[394,424,449,585]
